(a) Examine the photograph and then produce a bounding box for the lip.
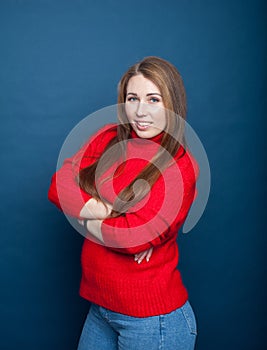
[134,120,153,131]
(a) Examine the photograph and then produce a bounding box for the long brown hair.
[78,56,187,216]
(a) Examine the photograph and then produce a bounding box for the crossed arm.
[78,197,153,263]
[48,127,197,262]
[47,149,154,263]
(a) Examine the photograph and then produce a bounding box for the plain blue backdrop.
[0,1,266,349]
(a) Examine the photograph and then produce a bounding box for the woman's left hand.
[134,247,153,264]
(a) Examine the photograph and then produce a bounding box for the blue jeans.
[77,301,197,350]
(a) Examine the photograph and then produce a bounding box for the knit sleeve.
[48,124,116,218]
[100,153,199,254]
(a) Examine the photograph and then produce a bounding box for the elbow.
[47,177,61,210]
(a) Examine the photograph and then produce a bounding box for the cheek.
[154,110,167,127]
[125,104,135,120]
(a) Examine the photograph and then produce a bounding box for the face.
[125,74,166,139]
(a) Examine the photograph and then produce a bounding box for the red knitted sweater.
[48,124,199,317]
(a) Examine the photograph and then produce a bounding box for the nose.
[136,102,147,117]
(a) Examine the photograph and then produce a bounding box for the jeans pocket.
[180,301,197,335]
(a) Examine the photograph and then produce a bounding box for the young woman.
[48,56,199,350]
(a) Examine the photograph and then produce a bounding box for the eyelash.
[127,97,160,103]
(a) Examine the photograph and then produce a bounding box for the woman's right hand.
[134,247,153,264]
[79,198,113,219]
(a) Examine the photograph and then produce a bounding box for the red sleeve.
[48,124,117,218]
[101,152,198,254]
[48,155,92,218]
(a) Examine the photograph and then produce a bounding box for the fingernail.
[146,257,150,262]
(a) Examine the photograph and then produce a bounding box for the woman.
[48,56,199,349]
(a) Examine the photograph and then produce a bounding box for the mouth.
[134,120,153,131]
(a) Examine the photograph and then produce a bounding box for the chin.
[135,128,161,139]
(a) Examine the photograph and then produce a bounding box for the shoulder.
[89,123,118,144]
[81,123,117,152]
[71,124,118,164]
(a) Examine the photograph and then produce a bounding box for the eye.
[149,97,160,103]
[127,97,138,102]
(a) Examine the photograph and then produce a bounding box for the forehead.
[126,74,160,93]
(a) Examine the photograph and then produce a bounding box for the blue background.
[0,0,266,349]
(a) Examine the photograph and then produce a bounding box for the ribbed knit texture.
[48,124,199,317]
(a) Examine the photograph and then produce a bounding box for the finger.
[137,251,148,264]
[134,254,141,261]
[146,247,153,262]
[134,252,143,261]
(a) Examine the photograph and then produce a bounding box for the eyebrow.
[126,92,162,97]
